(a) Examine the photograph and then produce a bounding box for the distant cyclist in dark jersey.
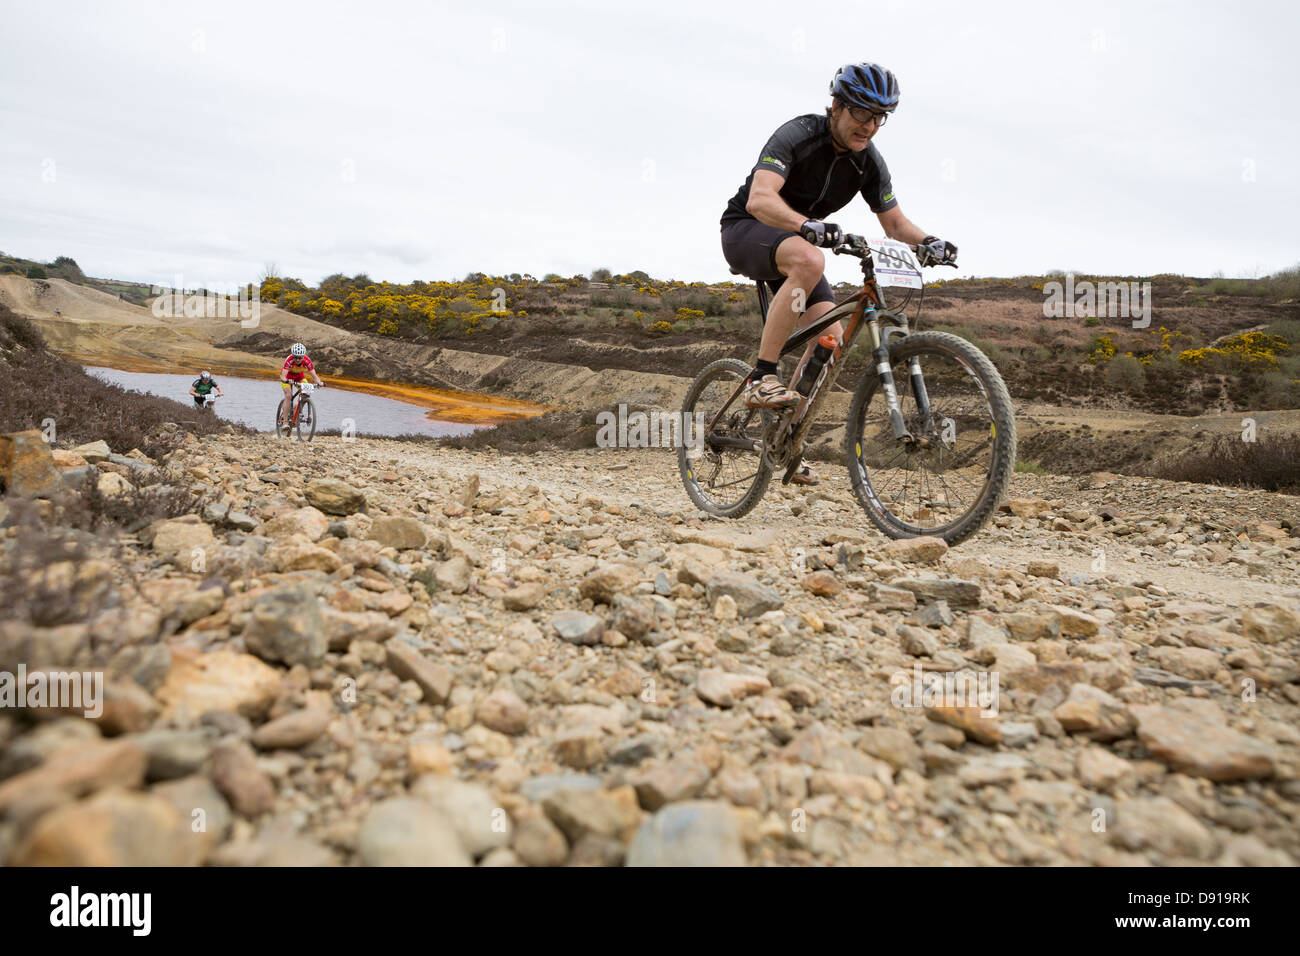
[189,370,223,408]
[721,62,957,481]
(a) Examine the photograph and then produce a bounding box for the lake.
[85,367,482,438]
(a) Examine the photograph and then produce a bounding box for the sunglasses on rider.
[842,103,890,127]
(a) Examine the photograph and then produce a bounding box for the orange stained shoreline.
[68,354,556,426]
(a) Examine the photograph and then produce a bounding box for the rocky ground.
[1,429,1298,867]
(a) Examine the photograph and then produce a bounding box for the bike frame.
[706,246,936,480]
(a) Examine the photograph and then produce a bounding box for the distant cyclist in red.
[279,341,324,421]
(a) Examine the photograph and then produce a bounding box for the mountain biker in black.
[190,370,223,408]
[720,62,957,484]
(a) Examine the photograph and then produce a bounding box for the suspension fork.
[870,316,916,442]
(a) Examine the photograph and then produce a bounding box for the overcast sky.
[2,0,1296,291]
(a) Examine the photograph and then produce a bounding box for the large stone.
[72,440,111,463]
[0,430,61,497]
[1054,684,1135,741]
[385,642,453,704]
[1148,646,1222,681]
[140,579,225,628]
[1048,605,1103,638]
[476,687,530,735]
[434,556,471,595]
[631,756,712,810]
[1241,604,1300,645]
[696,669,771,708]
[251,707,331,750]
[626,801,746,867]
[266,538,342,574]
[0,738,146,815]
[368,516,429,550]
[541,785,642,844]
[156,650,282,722]
[209,738,275,817]
[1131,705,1276,781]
[1110,796,1220,861]
[242,584,328,667]
[705,572,783,618]
[95,471,133,498]
[304,478,367,515]
[503,582,546,611]
[410,775,510,857]
[11,789,202,866]
[260,506,330,541]
[551,610,605,645]
[134,730,214,781]
[926,706,1001,746]
[857,726,923,774]
[578,563,641,604]
[150,517,217,570]
[321,608,398,651]
[884,536,949,563]
[1076,745,1135,792]
[891,578,981,608]
[357,797,471,866]
[511,812,568,867]
[151,775,232,861]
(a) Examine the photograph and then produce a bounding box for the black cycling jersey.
[721,113,898,226]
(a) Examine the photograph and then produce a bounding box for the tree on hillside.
[591,267,612,282]
[26,266,47,279]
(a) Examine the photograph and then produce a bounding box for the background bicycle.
[276,381,318,441]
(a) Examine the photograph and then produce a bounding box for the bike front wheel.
[678,358,772,519]
[844,330,1016,546]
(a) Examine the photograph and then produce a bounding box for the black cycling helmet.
[830,62,900,112]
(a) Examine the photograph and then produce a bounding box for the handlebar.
[833,234,958,268]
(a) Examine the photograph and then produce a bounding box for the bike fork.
[874,344,915,441]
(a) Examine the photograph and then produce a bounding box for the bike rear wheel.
[844,330,1016,545]
[296,397,316,442]
[678,358,772,519]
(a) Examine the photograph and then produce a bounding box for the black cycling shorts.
[720,218,834,316]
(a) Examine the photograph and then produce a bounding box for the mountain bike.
[276,382,319,441]
[678,236,1016,546]
[195,393,218,414]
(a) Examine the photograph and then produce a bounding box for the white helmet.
[200,370,212,379]
[291,342,306,357]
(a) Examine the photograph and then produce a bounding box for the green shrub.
[1104,353,1146,389]
[26,265,47,279]
[1015,458,1047,474]
[1149,432,1300,492]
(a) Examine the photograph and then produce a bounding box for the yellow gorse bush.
[1178,331,1289,371]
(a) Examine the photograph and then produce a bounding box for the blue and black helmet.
[830,62,900,112]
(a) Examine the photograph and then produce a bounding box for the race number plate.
[867,239,923,290]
